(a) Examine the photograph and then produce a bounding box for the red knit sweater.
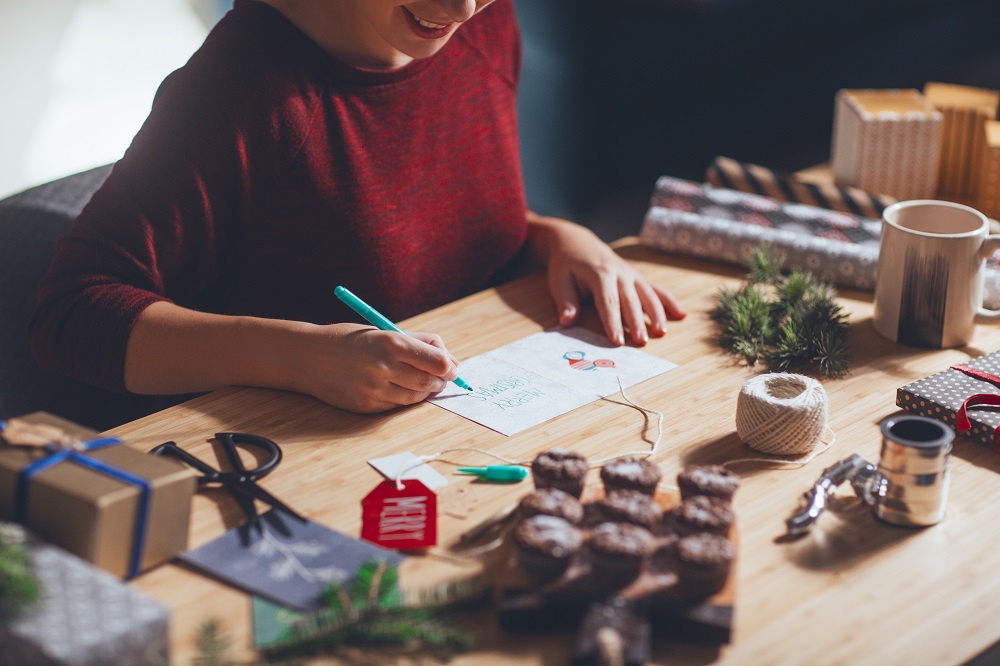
[30,0,528,393]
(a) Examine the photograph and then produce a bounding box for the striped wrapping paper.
[637,175,1000,308]
[705,156,897,219]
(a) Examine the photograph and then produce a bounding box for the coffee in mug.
[873,200,1000,348]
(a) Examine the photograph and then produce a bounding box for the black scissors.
[151,432,306,532]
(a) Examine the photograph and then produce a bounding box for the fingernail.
[613,332,625,346]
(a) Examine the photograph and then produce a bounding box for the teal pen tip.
[453,376,473,391]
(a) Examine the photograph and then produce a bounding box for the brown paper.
[0,412,196,578]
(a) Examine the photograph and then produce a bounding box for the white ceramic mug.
[873,200,1000,348]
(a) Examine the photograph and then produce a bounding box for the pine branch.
[259,561,486,661]
[712,245,852,377]
[0,523,39,619]
[192,618,237,666]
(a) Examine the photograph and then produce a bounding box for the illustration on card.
[564,351,615,371]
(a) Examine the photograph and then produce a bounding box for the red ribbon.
[951,364,1000,451]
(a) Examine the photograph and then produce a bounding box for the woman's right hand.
[124,302,461,415]
[289,323,461,413]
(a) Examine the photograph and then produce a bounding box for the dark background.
[515,0,1000,240]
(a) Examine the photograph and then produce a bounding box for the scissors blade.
[229,481,306,523]
[225,481,264,532]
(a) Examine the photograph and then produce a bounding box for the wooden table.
[111,239,1000,665]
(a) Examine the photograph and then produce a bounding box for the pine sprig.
[0,523,39,619]
[191,619,237,666]
[260,561,481,660]
[711,245,851,378]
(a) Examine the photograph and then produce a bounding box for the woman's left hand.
[526,212,685,346]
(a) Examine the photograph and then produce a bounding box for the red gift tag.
[361,479,437,550]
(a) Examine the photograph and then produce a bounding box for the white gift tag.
[368,452,448,490]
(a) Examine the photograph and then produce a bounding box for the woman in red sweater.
[30,0,684,414]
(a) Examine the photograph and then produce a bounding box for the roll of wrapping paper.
[705,156,897,219]
[638,174,1000,309]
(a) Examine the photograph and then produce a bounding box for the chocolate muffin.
[531,449,589,498]
[677,464,740,502]
[593,489,664,531]
[675,532,735,600]
[518,488,585,525]
[512,515,584,581]
[671,495,735,537]
[600,457,662,496]
[587,522,656,586]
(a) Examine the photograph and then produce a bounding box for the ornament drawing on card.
[563,351,615,372]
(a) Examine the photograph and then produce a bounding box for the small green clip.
[456,465,528,483]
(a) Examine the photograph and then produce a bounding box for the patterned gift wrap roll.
[705,155,897,220]
[638,175,1000,308]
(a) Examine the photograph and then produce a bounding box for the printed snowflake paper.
[179,510,404,611]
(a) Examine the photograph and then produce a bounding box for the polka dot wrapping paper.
[896,350,1000,449]
[638,175,1000,309]
[0,526,169,665]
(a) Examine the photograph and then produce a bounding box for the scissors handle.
[149,441,222,480]
[215,432,282,478]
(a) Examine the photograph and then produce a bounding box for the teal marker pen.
[334,286,473,391]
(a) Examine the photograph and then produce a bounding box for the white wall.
[0,0,216,199]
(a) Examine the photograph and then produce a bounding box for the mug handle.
[977,235,1000,321]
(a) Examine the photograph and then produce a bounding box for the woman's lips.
[403,7,454,39]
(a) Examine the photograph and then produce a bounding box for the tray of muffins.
[488,449,739,649]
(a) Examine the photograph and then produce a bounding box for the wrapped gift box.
[979,120,1000,220]
[896,350,1000,449]
[923,82,999,200]
[0,524,169,665]
[0,413,196,578]
[831,89,943,200]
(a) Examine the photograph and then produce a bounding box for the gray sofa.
[0,165,182,430]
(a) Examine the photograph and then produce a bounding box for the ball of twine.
[735,373,828,456]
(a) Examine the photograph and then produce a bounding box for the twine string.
[392,376,664,490]
[728,372,834,467]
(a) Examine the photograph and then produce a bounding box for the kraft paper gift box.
[923,82,1000,200]
[830,89,943,200]
[979,120,1000,220]
[0,413,196,578]
[0,524,170,666]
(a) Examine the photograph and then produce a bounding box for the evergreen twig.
[712,245,852,378]
[191,561,486,664]
[192,618,237,666]
[0,523,39,619]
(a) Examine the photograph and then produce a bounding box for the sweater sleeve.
[28,31,297,393]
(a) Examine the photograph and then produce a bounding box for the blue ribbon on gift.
[13,436,151,579]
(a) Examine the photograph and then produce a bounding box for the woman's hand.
[526,212,685,346]
[288,324,461,413]
[124,302,461,415]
